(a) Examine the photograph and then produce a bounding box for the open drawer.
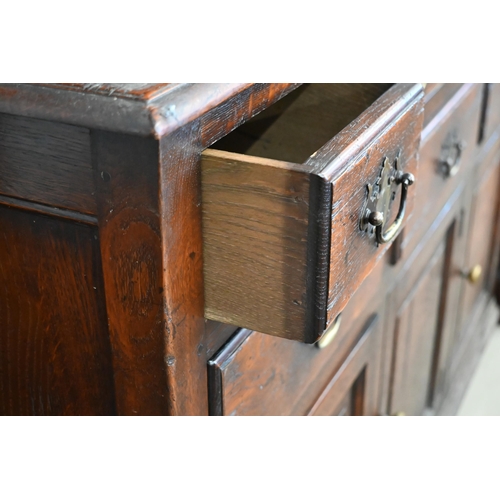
[201,83,424,343]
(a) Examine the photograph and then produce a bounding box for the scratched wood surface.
[0,206,115,415]
[93,131,169,415]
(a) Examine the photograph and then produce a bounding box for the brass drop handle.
[316,314,342,349]
[462,264,482,284]
[441,139,466,178]
[369,172,415,245]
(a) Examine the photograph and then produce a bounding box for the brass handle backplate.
[360,157,415,246]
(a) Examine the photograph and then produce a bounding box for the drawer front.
[207,258,386,416]
[202,83,424,343]
[401,83,482,259]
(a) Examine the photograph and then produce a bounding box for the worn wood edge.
[0,84,154,136]
[32,83,186,102]
[0,194,98,225]
[152,84,300,139]
[207,329,253,416]
[0,84,300,138]
[421,83,476,143]
[305,175,333,340]
[201,148,310,173]
[305,83,424,180]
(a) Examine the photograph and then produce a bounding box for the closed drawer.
[400,83,482,259]
[201,83,424,343]
[207,257,386,416]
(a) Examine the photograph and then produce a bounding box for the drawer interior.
[214,83,393,163]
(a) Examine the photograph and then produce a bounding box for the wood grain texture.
[0,113,96,214]
[0,207,115,415]
[202,150,315,341]
[93,131,168,415]
[158,124,209,416]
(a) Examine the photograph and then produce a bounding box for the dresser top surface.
[0,83,289,138]
[32,83,178,101]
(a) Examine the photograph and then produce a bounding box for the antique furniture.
[1,83,499,415]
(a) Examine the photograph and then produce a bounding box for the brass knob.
[464,264,482,284]
[316,314,342,349]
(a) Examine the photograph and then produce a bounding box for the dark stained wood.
[0,83,299,138]
[0,113,96,214]
[1,82,499,417]
[322,87,423,327]
[0,194,97,225]
[0,207,115,415]
[93,131,169,415]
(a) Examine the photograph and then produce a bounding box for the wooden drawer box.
[201,83,424,343]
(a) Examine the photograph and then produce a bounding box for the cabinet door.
[387,193,465,416]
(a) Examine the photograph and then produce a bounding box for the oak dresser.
[1,83,499,416]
